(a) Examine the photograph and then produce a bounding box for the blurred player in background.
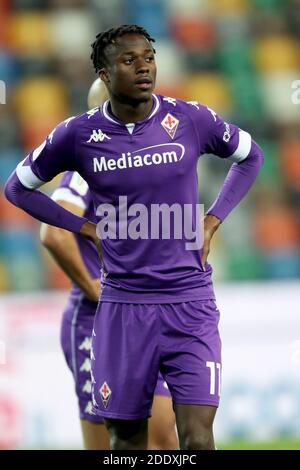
[5,25,263,449]
[39,78,178,450]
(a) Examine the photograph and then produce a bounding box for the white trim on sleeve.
[51,187,87,210]
[16,160,45,189]
[228,130,252,163]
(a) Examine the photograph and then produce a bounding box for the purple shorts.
[91,300,222,420]
[61,295,170,423]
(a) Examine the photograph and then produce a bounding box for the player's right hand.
[80,221,102,260]
[86,278,101,302]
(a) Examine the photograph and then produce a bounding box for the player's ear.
[99,68,109,84]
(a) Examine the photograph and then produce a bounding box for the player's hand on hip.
[201,215,221,271]
[86,278,101,302]
[80,221,102,261]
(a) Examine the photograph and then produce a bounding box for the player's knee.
[149,432,178,450]
[162,433,178,450]
[105,418,147,450]
[180,428,214,450]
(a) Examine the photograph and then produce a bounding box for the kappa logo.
[64,116,75,127]
[100,381,112,409]
[80,358,91,373]
[163,96,177,107]
[87,129,111,143]
[84,401,95,415]
[207,106,217,122]
[86,108,98,119]
[82,380,92,394]
[161,113,179,139]
[79,337,91,351]
[188,101,200,110]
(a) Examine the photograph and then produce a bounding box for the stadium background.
[0,0,300,450]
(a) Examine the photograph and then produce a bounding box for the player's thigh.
[174,404,217,449]
[80,419,110,450]
[174,403,217,433]
[91,302,160,420]
[148,394,178,450]
[161,300,222,407]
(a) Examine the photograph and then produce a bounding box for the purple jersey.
[51,171,100,298]
[54,172,171,423]
[17,95,251,303]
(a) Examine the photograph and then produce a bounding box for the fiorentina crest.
[99,381,112,408]
[161,113,179,139]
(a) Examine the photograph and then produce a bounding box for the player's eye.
[124,58,134,65]
[145,56,154,62]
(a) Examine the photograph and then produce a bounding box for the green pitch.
[220,440,300,450]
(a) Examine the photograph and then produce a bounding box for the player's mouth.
[135,77,152,90]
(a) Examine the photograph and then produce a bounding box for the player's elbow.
[40,224,66,251]
[238,140,264,172]
[4,171,20,206]
[254,141,264,166]
[250,140,264,167]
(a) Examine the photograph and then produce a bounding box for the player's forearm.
[4,171,87,233]
[41,225,98,300]
[206,140,264,222]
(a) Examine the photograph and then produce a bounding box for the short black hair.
[91,24,156,73]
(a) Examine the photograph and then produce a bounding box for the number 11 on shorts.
[206,361,221,396]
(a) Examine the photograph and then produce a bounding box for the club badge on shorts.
[161,113,179,139]
[99,381,112,408]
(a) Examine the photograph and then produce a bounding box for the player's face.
[100,33,156,104]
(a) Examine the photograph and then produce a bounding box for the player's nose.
[135,58,150,75]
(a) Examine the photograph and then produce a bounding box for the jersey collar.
[102,94,160,125]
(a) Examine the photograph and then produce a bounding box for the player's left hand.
[201,214,221,271]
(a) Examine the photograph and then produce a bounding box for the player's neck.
[109,97,153,124]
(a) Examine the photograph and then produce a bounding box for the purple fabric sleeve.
[206,140,264,222]
[4,171,88,234]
